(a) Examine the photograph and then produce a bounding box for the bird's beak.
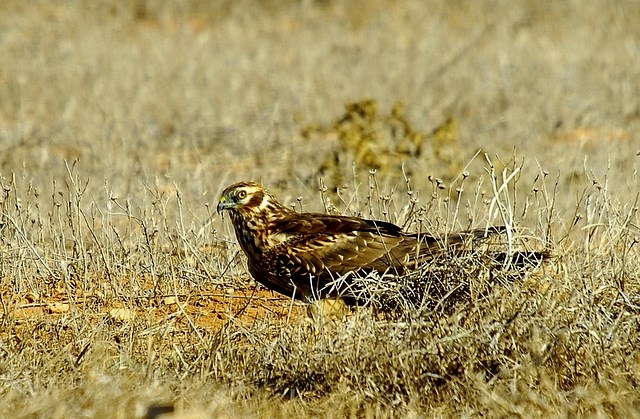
[217,194,233,214]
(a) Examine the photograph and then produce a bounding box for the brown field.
[1,1,639,417]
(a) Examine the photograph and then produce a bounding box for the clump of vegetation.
[302,99,463,186]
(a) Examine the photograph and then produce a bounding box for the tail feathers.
[489,250,549,267]
[435,227,550,268]
[414,226,507,248]
[445,226,507,243]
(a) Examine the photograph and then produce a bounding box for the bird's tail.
[414,226,549,268]
[488,250,550,267]
[415,226,506,248]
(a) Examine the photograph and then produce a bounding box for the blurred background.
[1,0,638,221]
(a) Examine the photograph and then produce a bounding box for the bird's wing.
[270,212,404,237]
[268,213,506,273]
[265,213,419,280]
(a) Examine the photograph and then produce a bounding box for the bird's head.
[217,182,287,217]
[217,182,264,215]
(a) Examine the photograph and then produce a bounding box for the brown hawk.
[217,181,545,304]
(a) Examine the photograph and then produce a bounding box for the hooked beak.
[216,194,234,214]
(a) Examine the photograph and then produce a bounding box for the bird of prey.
[217,181,545,305]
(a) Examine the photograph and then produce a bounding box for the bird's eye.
[237,190,247,199]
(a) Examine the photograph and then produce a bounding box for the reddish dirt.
[150,288,308,329]
[2,285,308,332]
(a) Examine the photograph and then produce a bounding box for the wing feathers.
[272,213,403,238]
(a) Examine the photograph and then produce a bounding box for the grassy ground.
[1,1,639,417]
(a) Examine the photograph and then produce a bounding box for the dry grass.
[1,0,639,417]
